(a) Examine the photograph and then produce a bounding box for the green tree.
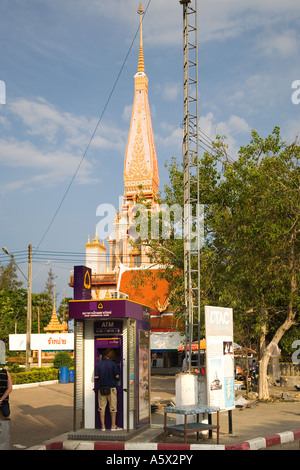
[0,257,23,290]
[57,295,71,325]
[31,292,53,334]
[0,289,27,345]
[44,268,57,297]
[208,127,299,398]
[135,127,299,399]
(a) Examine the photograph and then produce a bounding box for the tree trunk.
[258,233,297,400]
[258,353,270,399]
[258,310,270,400]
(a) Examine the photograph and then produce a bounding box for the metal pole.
[180,0,200,373]
[25,243,32,372]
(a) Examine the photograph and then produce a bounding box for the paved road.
[7,376,300,450]
[10,382,73,449]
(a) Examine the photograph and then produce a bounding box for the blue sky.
[0,0,300,302]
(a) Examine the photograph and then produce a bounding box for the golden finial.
[53,283,56,314]
[137,3,145,73]
[93,225,99,243]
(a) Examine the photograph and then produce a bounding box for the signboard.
[151,331,182,351]
[94,320,123,335]
[74,266,92,300]
[138,330,150,421]
[69,299,150,322]
[9,333,74,351]
[205,306,235,411]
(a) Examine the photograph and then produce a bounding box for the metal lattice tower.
[180,0,201,372]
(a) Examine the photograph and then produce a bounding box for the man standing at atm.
[95,348,122,431]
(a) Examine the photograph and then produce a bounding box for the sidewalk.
[8,376,300,450]
[33,399,300,450]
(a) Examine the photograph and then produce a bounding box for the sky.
[0,0,300,302]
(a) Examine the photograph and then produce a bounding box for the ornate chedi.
[123,4,159,202]
[44,285,68,334]
[108,3,159,271]
[72,4,167,305]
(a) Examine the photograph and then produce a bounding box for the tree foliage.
[0,257,23,290]
[134,127,299,398]
[0,263,65,345]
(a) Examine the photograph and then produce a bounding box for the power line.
[198,126,235,164]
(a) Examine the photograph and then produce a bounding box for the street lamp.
[2,245,50,371]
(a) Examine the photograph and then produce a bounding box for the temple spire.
[53,283,56,314]
[123,2,159,203]
[137,3,145,73]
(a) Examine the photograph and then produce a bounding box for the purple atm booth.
[69,266,151,434]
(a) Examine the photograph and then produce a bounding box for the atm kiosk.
[69,266,151,432]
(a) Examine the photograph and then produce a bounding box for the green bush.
[10,367,58,385]
[53,351,74,369]
[8,363,22,373]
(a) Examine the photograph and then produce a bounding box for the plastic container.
[68,369,74,383]
[59,366,69,384]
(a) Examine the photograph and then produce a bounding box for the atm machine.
[94,323,123,429]
[69,266,151,433]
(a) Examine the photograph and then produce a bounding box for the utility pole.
[2,245,49,371]
[179,0,201,372]
[26,243,32,372]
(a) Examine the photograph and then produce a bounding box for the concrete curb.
[12,380,59,390]
[28,429,300,450]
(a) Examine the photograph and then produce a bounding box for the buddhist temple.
[70,4,182,367]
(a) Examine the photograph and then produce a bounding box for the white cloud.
[257,29,298,58]
[0,137,96,192]
[79,0,300,48]
[198,112,251,158]
[156,125,182,150]
[161,82,181,102]
[122,104,133,121]
[8,97,92,147]
[218,115,251,137]
[0,97,129,193]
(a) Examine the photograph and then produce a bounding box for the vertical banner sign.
[74,266,92,300]
[205,306,235,410]
[138,330,150,421]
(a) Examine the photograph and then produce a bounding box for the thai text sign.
[9,333,74,351]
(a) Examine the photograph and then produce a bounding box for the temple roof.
[117,265,170,312]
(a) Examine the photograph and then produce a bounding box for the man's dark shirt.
[95,358,119,387]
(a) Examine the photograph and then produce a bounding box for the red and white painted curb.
[29,429,300,450]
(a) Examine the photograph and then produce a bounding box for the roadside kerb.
[28,428,300,450]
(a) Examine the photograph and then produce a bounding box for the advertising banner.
[205,306,235,411]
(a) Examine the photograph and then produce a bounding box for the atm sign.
[94,320,123,335]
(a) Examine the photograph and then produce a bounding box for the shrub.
[10,368,58,385]
[53,351,74,369]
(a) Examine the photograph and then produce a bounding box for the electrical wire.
[198,126,235,164]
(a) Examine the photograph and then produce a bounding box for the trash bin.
[68,369,74,383]
[59,366,69,383]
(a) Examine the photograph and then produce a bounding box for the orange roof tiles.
[118,267,170,312]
